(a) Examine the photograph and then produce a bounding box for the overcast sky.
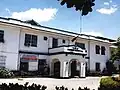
[0,0,119,39]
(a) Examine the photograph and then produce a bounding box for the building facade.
[0,17,115,78]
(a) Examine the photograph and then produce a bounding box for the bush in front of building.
[99,76,120,90]
[0,82,47,90]
[55,86,91,90]
[0,68,14,78]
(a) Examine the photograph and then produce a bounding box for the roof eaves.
[0,17,116,42]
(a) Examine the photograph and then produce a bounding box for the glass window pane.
[24,34,31,46]
[31,35,37,47]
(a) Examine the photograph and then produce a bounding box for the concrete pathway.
[0,77,101,90]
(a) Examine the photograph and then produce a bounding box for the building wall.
[89,40,111,72]
[0,23,112,72]
[74,38,111,72]
[0,24,20,70]
[19,29,70,53]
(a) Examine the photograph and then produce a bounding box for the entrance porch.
[49,45,87,78]
[50,54,86,78]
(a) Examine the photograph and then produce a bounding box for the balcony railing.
[49,45,87,55]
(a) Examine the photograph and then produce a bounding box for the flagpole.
[80,11,82,34]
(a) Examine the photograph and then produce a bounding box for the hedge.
[99,76,120,90]
[0,68,14,78]
[0,82,47,90]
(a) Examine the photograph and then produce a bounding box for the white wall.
[89,40,111,71]
[0,24,20,70]
[0,23,112,72]
[70,38,111,72]
[20,29,49,53]
[19,29,70,52]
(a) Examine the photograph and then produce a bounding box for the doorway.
[71,61,77,77]
[38,59,46,75]
[54,61,60,77]
[20,62,28,71]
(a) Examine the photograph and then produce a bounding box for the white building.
[0,17,115,78]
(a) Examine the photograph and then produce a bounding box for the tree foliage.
[106,61,117,75]
[111,37,120,61]
[58,0,95,16]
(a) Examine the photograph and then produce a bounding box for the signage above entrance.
[22,55,38,60]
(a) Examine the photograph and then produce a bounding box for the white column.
[49,61,52,76]
[63,62,69,77]
[60,61,69,77]
[60,61,63,77]
[80,62,86,77]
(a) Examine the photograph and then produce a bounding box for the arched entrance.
[51,59,60,78]
[69,60,81,77]
[54,61,60,77]
[71,60,77,77]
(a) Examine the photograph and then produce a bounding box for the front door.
[20,62,28,72]
[54,61,60,77]
[71,61,77,77]
[38,59,46,75]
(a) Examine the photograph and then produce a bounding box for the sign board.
[22,55,38,61]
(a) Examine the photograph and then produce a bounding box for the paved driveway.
[0,77,101,90]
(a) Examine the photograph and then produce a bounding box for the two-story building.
[0,17,115,78]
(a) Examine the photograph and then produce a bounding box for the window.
[52,38,58,48]
[95,45,100,54]
[0,30,4,43]
[101,46,105,55]
[62,39,65,43]
[31,35,37,47]
[24,34,37,47]
[95,63,100,71]
[44,36,48,41]
[75,42,85,49]
[0,56,6,68]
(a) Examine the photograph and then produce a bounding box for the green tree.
[111,37,120,62]
[58,0,95,16]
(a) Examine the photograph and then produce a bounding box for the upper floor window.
[62,39,65,43]
[101,46,106,55]
[95,45,100,54]
[75,42,85,49]
[24,34,37,47]
[52,38,58,48]
[0,30,4,43]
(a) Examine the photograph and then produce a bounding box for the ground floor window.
[0,56,6,68]
[20,61,29,71]
[95,62,100,71]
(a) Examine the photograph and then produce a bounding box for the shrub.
[55,86,90,90]
[0,68,14,78]
[100,77,120,89]
[0,82,47,90]
[106,61,117,75]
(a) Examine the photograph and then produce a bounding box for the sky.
[0,0,119,39]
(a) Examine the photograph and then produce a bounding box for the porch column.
[60,61,69,77]
[80,62,86,77]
